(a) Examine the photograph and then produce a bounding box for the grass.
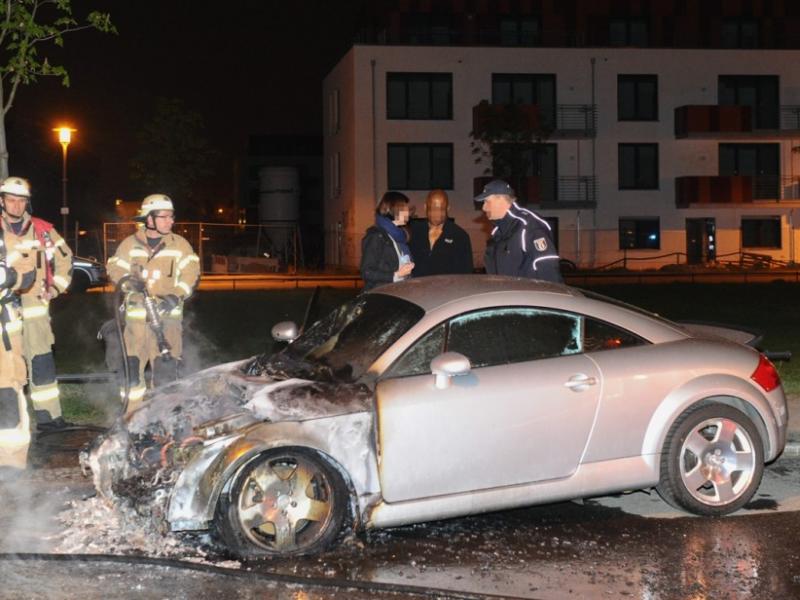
[50,283,800,422]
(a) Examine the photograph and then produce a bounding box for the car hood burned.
[84,354,374,507]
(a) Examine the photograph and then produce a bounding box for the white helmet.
[0,176,31,198]
[135,193,174,221]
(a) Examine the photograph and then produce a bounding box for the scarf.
[376,215,411,261]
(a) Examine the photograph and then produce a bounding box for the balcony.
[473,175,596,207]
[675,175,800,207]
[472,103,596,139]
[675,105,800,138]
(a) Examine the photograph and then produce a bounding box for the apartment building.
[323,2,800,269]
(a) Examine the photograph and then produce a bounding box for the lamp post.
[53,127,75,236]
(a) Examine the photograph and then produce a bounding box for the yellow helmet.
[0,176,31,197]
[135,193,174,221]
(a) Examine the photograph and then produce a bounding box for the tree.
[129,97,219,218]
[0,0,114,177]
[469,100,554,203]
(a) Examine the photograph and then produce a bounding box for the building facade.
[323,7,800,270]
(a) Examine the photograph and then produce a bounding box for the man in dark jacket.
[409,190,473,277]
[476,179,563,283]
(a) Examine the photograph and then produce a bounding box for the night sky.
[8,0,365,227]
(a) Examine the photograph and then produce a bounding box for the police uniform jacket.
[408,218,473,277]
[484,204,563,283]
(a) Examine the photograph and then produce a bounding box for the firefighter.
[0,226,35,469]
[0,177,73,429]
[107,194,200,413]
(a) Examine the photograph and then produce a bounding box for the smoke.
[0,468,85,554]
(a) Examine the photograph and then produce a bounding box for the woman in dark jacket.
[360,191,414,290]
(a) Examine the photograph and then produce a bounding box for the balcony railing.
[675,175,800,206]
[472,103,596,139]
[675,105,800,138]
[473,175,596,207]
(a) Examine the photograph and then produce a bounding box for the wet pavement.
[2,443,800,599]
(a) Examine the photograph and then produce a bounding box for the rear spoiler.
[678,320,791,362]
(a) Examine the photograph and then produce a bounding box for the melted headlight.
[194,412,258,440]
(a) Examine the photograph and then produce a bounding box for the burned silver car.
[86,275,788,558]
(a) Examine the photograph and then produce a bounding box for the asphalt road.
[2,445,800,599]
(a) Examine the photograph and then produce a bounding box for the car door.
[376,307,602,503]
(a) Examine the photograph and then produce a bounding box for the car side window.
[583,317,646,352]
[447,308,580,368]
[383,323,446,378]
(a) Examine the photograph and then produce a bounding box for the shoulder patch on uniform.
[534,237,548,252]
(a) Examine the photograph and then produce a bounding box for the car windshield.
[247,293,424,383]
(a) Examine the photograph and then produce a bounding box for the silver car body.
[164,275,787,532]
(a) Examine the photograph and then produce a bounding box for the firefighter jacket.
[484,203,563,283]
[2,213,72,323]
[107,230,200,322]
[0,229,35,345]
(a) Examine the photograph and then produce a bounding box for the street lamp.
[53,126,76,236]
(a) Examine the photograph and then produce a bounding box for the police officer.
[475,179,563,283]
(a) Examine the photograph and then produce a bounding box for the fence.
[102,222,319,273]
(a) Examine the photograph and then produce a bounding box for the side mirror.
[271,321,299,343]
[430,352,471,390]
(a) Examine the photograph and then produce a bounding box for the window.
[406,13,454,45]
[718,75,778,129]
[721,19,759,49]
[383,307,646,379]
[327,89,340,134]
[742,217,781,248]
[499,17,541,46]
[619,144,658,189]
[447,308,580,369]
[387,73,452,120]
[383,324,446,378]
[388,144,453,190]
[490,143,557,203]
[618,75,658,121]
[719,143,779,199]
[609,18,648,46]
[583,318,645,353]
[492,74,556,128]
[329,152,341,198]
[619,218,660,250]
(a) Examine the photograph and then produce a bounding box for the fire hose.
[0,553,515,600]
[38,274,172,449]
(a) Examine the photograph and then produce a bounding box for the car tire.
[216,447,350,558]
[69,270,90,293]
[656,403,764,516]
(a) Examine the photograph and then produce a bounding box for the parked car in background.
[85,275,788,558]
[70,256,107,292]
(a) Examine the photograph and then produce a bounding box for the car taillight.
[751,354,781,392]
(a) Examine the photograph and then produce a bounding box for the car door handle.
[564,374,598,391]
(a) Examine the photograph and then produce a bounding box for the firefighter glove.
[121,276,146,294]
[157,294,180,313]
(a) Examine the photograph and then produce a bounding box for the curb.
[784,441,800,456]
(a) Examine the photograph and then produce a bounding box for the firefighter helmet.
[135,193,174,222]
[0,177,31,198]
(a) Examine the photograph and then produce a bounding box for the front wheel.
[216,448,349,558]
[656,404,764,516]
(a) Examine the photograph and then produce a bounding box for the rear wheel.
[656,404,764,516]
[217,448,349,558]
